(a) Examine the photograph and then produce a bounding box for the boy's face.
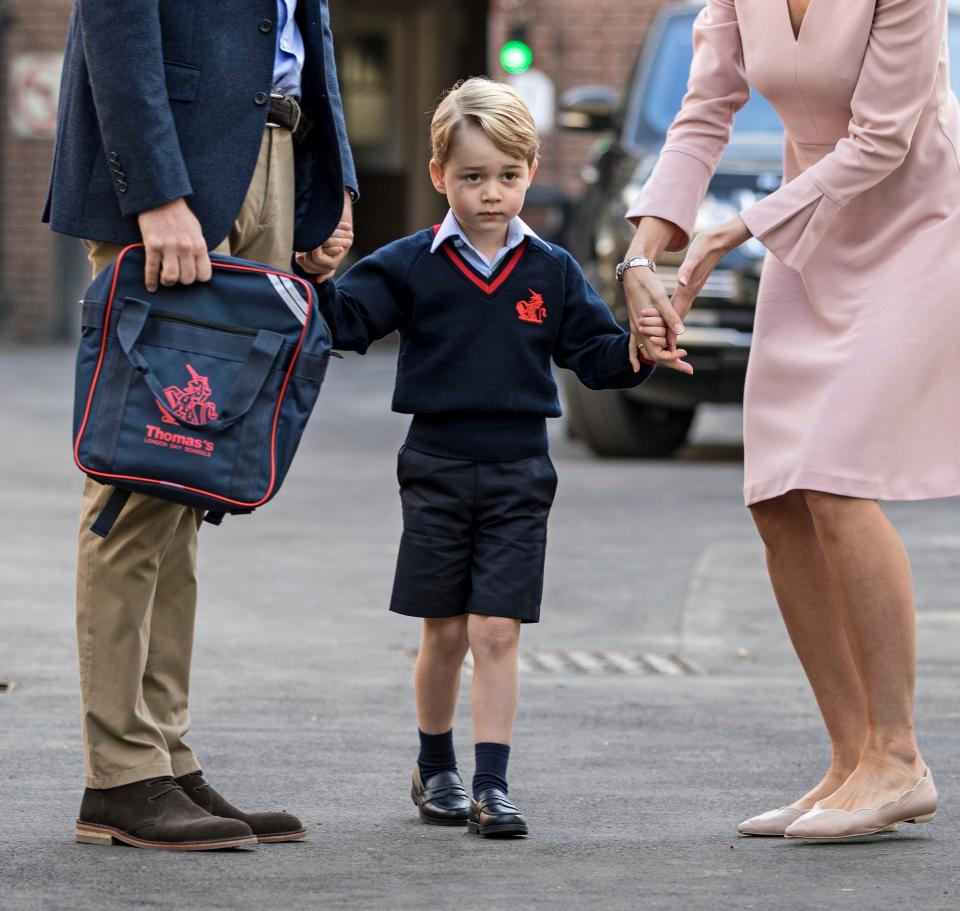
[429,126,538,246]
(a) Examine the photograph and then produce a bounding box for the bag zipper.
[136,306,343,357]
[147,308,258,337]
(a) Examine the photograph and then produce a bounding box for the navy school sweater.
[319,227,655,461]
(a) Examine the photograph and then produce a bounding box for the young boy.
[301,78,670,837]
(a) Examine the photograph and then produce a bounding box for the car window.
[636,13,776,140]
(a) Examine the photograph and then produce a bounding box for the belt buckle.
[267,92,284,129]
[268,93,301,134]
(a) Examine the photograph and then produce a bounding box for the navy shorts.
[389,446,558,624]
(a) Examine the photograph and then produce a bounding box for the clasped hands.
[624,216,752,374]
[294,191,354,281]
[136,191,355,292]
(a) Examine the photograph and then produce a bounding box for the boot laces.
[145,778,183,803]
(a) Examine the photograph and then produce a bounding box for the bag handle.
[116,296,284,432]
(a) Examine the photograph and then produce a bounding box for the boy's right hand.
[296,193,356,282]
[295,222,354,283]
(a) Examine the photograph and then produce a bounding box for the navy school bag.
[73,244,333,536]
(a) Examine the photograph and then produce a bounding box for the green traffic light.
[500,39,533,74]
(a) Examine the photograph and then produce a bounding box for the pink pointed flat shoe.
[737,806,807,836]
[783,769,938,841]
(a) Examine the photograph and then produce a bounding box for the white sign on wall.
[11,54,63,140]
[508,68,556,137]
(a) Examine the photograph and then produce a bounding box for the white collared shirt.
[429,209,548,278]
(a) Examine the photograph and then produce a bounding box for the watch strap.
[616,256,657,281]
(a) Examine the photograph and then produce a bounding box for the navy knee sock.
[417,729,457,780]
[473,742,511,796]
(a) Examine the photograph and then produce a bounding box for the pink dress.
[628,0,960,505]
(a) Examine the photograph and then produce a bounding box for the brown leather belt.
[267,94,311,141]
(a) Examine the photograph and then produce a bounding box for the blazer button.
[254,91,268,105]
[108,151,119,163]
[259,19,273,33]
[117,180,128,193]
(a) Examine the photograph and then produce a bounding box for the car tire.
[562,373,694,458]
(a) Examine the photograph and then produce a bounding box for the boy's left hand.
[629,308,693,374]
[295,190,354,282]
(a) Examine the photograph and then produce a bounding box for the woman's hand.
[669,215,752,347]
[622,266,693,374]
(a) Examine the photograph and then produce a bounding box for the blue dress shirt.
[430,209,548,278]
[273,0,305,97]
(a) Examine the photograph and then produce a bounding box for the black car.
[559,1,785,457]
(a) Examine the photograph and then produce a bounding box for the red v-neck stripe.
[441,239,529,295]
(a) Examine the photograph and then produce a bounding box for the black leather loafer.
[175,771,306,843]
[411,767,470,826]
[468,788,528,837]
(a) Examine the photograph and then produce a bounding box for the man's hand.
[137,198,211,292]
[295,190,354,283]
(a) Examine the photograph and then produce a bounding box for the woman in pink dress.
[624,0,955,839]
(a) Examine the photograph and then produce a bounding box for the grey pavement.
[1,344,958,910]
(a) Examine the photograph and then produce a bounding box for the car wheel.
[562,373,694,458]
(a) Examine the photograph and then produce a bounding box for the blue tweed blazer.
[44,0,357,253]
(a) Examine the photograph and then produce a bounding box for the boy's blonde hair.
[431,78,539,167]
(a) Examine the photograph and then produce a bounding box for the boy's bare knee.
[468,615,520,660]
[422,616,469,656]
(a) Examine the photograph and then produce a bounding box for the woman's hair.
[430,77,540,167]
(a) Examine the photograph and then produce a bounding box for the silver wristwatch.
[615,256,657,282]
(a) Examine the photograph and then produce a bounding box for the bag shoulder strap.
[89,487,131,538]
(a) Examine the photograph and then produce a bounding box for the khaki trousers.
[77,127,295,788]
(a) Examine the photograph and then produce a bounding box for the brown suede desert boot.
[175,770,306,843]
[76,776,257,850]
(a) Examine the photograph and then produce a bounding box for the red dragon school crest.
[516,289,547,324]
[156,364,219,426]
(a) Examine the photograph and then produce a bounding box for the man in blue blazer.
[48,1,357,851]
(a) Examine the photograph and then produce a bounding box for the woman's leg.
[802,491,926,810]
[468,615,521,745]
[415,616,469,734]
[750,491,868,807]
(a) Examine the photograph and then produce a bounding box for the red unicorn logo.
[516,289,547,324]
[157,364,219,426]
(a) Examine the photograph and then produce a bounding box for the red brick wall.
[488,0,671,195]
[2,0,72,341]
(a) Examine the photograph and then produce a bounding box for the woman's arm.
[624,0,750,345]
[739,0,946,270]
[626,0,750,250]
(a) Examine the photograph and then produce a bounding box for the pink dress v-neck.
[628,0,960,505]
